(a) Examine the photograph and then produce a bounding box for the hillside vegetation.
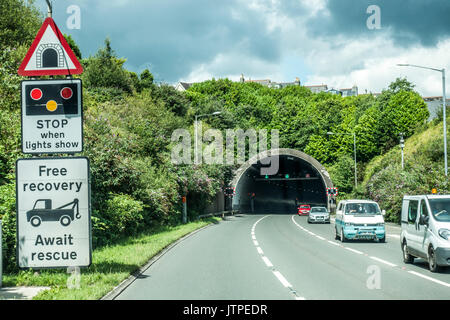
[0,0,436,275]
[361,119,449,222]
[0,0,229,273]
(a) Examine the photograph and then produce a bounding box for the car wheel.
[340,228,346,242]
[60,215,71,227]
[428,246,440,273]
[379,236,386,243]
[30,216,41,227]
[402,241,414,264]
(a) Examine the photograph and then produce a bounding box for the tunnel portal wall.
[231,148,335,214]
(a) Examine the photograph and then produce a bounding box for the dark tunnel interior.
[233,155,328,214]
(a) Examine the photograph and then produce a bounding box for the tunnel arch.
[231,148,335,214]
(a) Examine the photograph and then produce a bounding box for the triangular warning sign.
[18,17,83,76]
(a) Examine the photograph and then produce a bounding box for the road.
[115,214,450,300]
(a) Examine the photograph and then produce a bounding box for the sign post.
[16,9,89,272]
[16,157,91,269]
[0,219,2,287]
[182,196,187,224]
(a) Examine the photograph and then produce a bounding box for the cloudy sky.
[35,0,450,96]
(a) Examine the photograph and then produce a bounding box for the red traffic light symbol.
[30,88,43,100]
[60,87,73,100]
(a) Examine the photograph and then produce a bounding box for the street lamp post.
[327,131,357,188]
[397,64,447,176]
[399,133,405,170]
[194,111,221,165]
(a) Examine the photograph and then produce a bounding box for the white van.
[335,200,386,242]
[400,195,450,272]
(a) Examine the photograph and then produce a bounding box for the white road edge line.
[257,247,264,255]
[369,256,397,267]
[408,271,450,288]
[273,271,292,288]
[262,256,273,267]
[253,240,259,246]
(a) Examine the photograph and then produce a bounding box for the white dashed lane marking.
[252,215,305,300]
[369,256,397,267]
[407,271,450,288]
[292,215,450,289]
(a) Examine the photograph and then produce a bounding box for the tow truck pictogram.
[26,198,80,227]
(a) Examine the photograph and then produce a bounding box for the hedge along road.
[115,214,450,300]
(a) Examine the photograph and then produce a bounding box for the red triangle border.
[18,17,83,76]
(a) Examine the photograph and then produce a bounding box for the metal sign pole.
[0,220,2,288]
[182,196,187,224]
[45,0,52,18]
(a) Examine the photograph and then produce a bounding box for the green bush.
[105,193,144,236]
[0,183,17,272]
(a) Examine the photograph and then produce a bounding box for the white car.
[335,199,386,242]
[400,195,450,272]
[308,207,330,224]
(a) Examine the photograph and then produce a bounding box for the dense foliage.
[0,0,435,274]
[0,0,227,272]
[363,120,449,222]
[186,77,429,198]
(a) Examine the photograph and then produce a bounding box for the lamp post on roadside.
[327,131,357,188]
[399,133,405,170]
[397,64,447,176]
[194,111,221,165]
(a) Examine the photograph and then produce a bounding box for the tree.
[0,0,42,51]
[64,34,82,60]
[82,38,134,93]
[140,69,154,90]
[388,77,415,93]
[153,84,190,116]
[328,155,355,195]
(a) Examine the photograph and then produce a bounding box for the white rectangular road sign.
[21,79,83,154]
[16,157,91,269]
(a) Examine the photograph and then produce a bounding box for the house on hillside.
[340,86,358,97]
[239,74,301,89]
[423,96,450,121]
[174,75,358,97]
[304,84,328,93]
[175,82,193,92]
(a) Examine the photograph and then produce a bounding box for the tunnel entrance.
[231,148,334,214]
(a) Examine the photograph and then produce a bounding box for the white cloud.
[185,1,450,98]
[303,38,450,96]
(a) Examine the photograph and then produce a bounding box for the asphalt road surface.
[116,214,450,300]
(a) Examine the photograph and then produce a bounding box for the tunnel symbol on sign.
[36,44,64,68]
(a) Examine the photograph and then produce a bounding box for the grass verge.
[2,217,220,300]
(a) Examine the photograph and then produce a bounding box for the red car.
[298,205,311,216]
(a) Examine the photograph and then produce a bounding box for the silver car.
[308,207,330,224]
